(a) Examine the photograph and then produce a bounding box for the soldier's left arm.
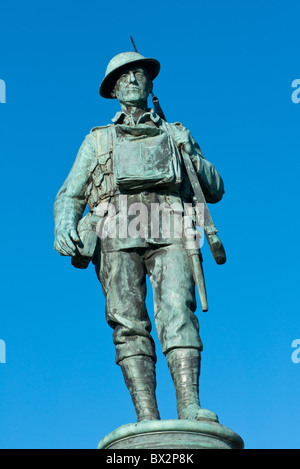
[188,133,225,204]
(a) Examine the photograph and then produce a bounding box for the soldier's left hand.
[172,125,194,155]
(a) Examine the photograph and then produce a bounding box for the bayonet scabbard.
[188,248,208,312]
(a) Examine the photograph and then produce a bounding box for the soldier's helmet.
[99,52,160,99]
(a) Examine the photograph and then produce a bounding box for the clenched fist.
[54,226,80,257]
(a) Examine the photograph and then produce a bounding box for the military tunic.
[54,109,224,363]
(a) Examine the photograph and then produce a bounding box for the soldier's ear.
[111,88,117,98]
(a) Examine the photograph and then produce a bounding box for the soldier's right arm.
[54,133,97,256]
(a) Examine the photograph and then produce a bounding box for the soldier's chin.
[123,90,146,104]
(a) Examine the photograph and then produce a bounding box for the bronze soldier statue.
[54,52,225,423]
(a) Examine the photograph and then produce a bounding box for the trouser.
[96,243,203,364]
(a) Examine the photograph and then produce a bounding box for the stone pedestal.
[97,419,244,450]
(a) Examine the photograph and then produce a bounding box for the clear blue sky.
[1,0,299,449]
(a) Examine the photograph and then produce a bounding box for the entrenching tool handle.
[206,232,226,265]
[181,148,226,265]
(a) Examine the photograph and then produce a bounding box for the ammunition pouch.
[71,212,101,269]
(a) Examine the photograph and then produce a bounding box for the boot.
[119,355,160,422]
[166,347,218,422]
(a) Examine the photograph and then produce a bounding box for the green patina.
[54,52,226,425]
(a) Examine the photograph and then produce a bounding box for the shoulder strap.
[90,124,115,158]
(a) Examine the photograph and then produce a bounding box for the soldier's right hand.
[54,227,80,257]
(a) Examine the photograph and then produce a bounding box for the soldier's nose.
[128,71,136,83]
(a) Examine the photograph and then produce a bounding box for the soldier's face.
[112,66,152,106]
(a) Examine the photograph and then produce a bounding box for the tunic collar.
[112,108,161,126]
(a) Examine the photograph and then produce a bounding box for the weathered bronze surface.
[97,420,244,450]
[54,51,243,448]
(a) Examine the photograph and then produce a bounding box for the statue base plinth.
[97,419,244,450]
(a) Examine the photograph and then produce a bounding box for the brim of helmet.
[99,57,161,99]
